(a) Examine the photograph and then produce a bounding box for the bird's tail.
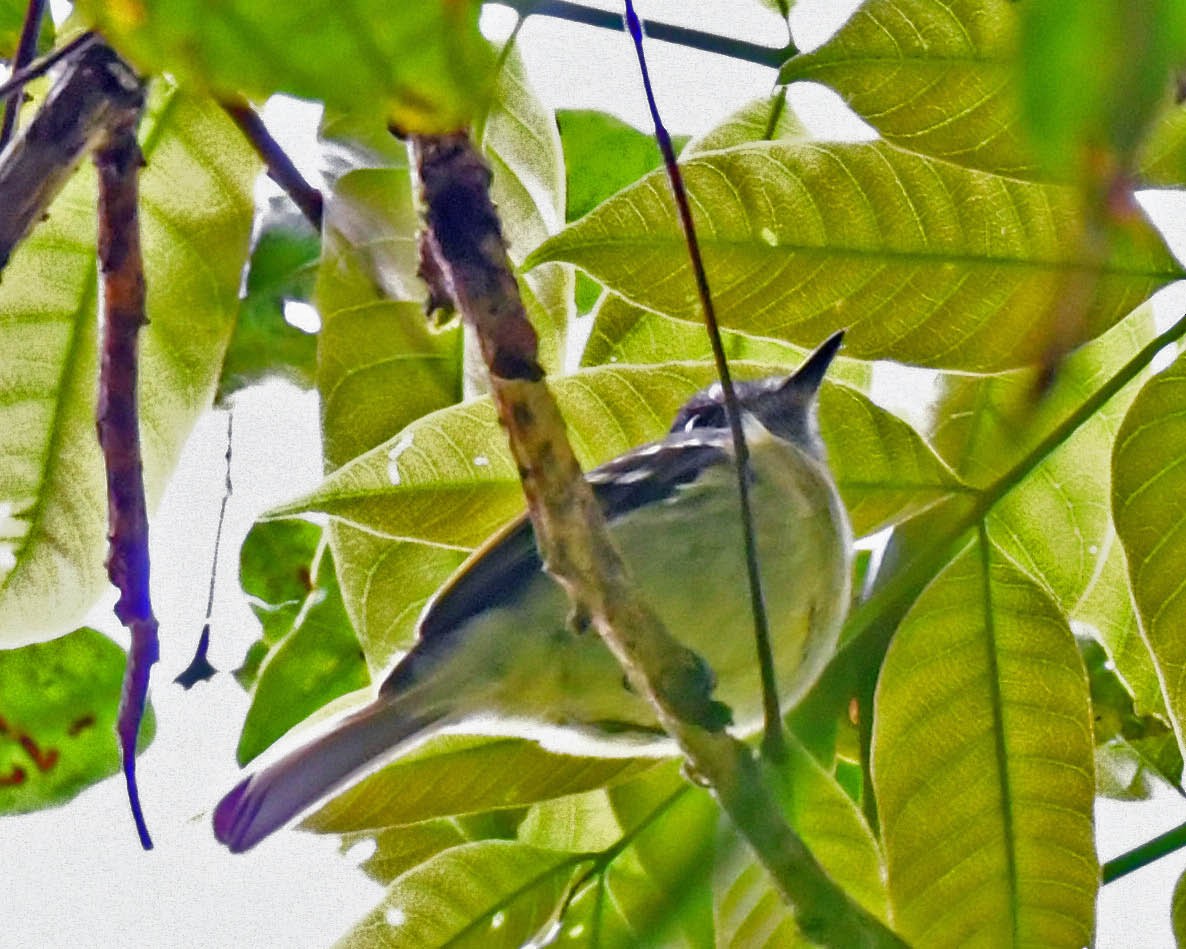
[214,695,445,853]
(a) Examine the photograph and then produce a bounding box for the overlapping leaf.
[272,360,964,547]
[872,541,1097,947]
[339,841,585,949]
[527,141,1182,371]
[77,0,495,134]
[0,84,257,645]
[0,627,154,814]
[235,527,370,765]
[1114,348,1186,750]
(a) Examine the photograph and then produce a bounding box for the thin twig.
[499,0,793,69]
[222,100,323,229]
[176,410,233,689]
[623,1,786,763]
[0,29,95,104]
[1103,819,1186,883]
[94,77,154,850]
[0,0,47,151]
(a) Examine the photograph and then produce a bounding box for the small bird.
[214,332,852,852]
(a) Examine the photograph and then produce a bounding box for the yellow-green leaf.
[77,0,496,134]
[527,141,1181,371]
[1114,348,1186,749]
[0,85,256,644]
[873,539,1097,947]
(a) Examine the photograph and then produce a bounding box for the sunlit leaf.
[0,627,154,814]
[527,141,1181,371]
[339,841,585,949]
[714,733,887,946]
[236,537,370,765]
[304,734,654,834]
[779,0,1036,178]
[1114,347,1186,750]
[0,84,256,645]
[557,109,665,223]
[1139,100,1186,187]
[682,90,808,157]
[216,200,319,402]
[873,540,1097,947]
[1173,866,1186,947]
[1019,0,1186,177]
[77,0,496,134]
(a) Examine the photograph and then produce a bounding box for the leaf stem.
[622,0,785,763]
[1103,818,1186,883]
[0,29,95,103]
[222,100,323,229]
[498,0,794,69]
[0,0,47,152]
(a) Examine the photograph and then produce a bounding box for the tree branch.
[94,78,155,850]
[0,37,138,270]
[498,0,794,69]
[412,131,904,949]
[222,100,323,229]
[0,0,48,151]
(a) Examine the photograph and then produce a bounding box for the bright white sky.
[5,2,1186,946]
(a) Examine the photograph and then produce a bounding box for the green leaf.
[557,765,716,948]
[339,841,585,949]
[872,539,1097,947]
[779,0,1037,178]
[0,84,257,645]
[275,360,964,545]
[237,537,370,765]
[315,140,461,470]
[480,47,572,373]
[77,0,496,134]
[235,518,321,687]
[1174,866,1186,947]
[682,90,808,157]
[1138,101,1186,187]
[303,734,655,834]
[713,734,887,946]
[0,627,154,814]
[527,141,1182,371]
[557,110,664,223]
[1114,347,1186,750]
[216,201,319,402]
[1019,0,1186,177]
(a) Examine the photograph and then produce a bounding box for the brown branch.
[222,100,323,229]
[0,0,47,151]
[0,37,138,270]
[413,132,905,949]
[94,79,155,850]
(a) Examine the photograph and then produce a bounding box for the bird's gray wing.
[414,432,730,642]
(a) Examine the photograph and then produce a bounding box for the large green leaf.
[273,360,965,546]
[557,109,665,223]
[779,0,1034,178]
[1139,101,1186,187]
[1113,348,1186,749]
[480,47,572,374]
[339,841,586,949]
[526,141,1182,371]
[77,0,495,134]
[0,84,257,645]
[872,540,1097,947]
[1018,0,1186,178]
[303,734,655,834]
[0,627,154,814]
[236,533,370,765]
[681,91,809,158]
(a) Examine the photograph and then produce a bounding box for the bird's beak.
[786,329,845,397]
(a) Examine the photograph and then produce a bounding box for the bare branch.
[94,80,155,851]
[0,0,48,151]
